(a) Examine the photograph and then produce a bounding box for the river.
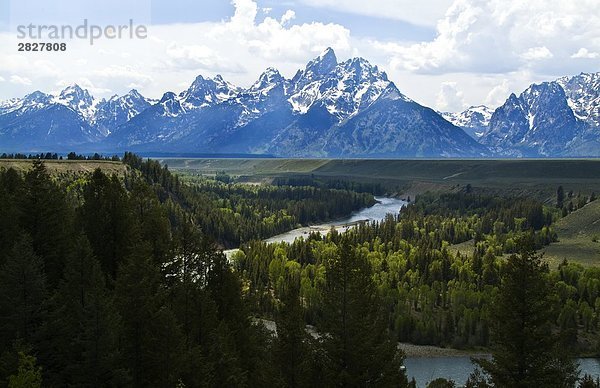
[263,196,408,245]
[405,356,600,387]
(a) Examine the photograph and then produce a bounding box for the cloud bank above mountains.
[0,0,598,112]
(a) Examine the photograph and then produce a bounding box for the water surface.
[405,356,600,387]
[263,197,407,245]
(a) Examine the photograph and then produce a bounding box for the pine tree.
[0,168,24,265]
[81,169,138,280]
[21,160,74,287]
[319,239,408,387]
[207,251,274,387]
[475,240,578,387]
[115,244,184,387]
[169,222,218,387]
[38,236,128,386]
[0,234,46,348]
[273,275,313,388]
[557,186,565,209]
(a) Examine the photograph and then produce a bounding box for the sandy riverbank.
[399,342,489,358]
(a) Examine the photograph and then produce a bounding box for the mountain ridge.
[0,50,597,157]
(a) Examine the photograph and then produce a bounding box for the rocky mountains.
[0,48,598,157]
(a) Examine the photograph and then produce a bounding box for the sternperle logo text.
[16,19,148,45]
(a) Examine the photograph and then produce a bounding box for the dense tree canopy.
[1,156,598,387]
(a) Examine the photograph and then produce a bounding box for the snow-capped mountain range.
[0,85,155,149]
[0,48,598,157]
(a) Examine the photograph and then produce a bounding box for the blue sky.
[149,0,436,42]
[0,0,598,111]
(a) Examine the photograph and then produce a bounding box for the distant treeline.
[0,152,120,161]
[273,175,387,195]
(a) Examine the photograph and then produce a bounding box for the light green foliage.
[8,352,41,388]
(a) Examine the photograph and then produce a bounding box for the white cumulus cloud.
[571,48,600,59]
[9,75,32,86]
[485,79,511,108]
[436,82,466,112]
[521,46,553,61]
[372,0,600,75]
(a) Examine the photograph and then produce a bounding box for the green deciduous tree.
[7,352,41,388]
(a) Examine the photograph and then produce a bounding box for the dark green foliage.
[273,275,313,388]
[115,245,184,387]
[237,191,562,349]
[2,157,598,387]
[475,241,578,387]
[0,168,23,265]
[123,152,375,247]
[465,368,491,388]
[427,378,456,387]
[319,239,408,387]
[0,235,46,348]
[558,185,565,208]
[38,236,127,387]
[80,168,138,279]
[21,160,74,287]
[207,252,276,387]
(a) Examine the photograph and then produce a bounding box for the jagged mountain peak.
[180,74,239,109]
[556,71,600,127]
[160,91,177,103]
[58,84,94,104]
[24,90,52,103]
[250,67,285,92]
[126,88,144,98]
[2,52,598,158]
[308,47,338,73]
[288,51,396,118]
[292,48,338,88]
[342,56,383,74]
[92,88,154,136]
[53,84,99,121]
[482,78,582,156]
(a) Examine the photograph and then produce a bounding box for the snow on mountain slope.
[556,72,600,128]
[1,50,597,157]
[288,48,406,121]
[93,89,156,136]
[442,105,493,139]
[481,82,582,156]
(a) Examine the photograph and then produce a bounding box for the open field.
[543,199,600,267]
[164,158,600,199]
[159,158,329,175]
[0,159,127,175]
